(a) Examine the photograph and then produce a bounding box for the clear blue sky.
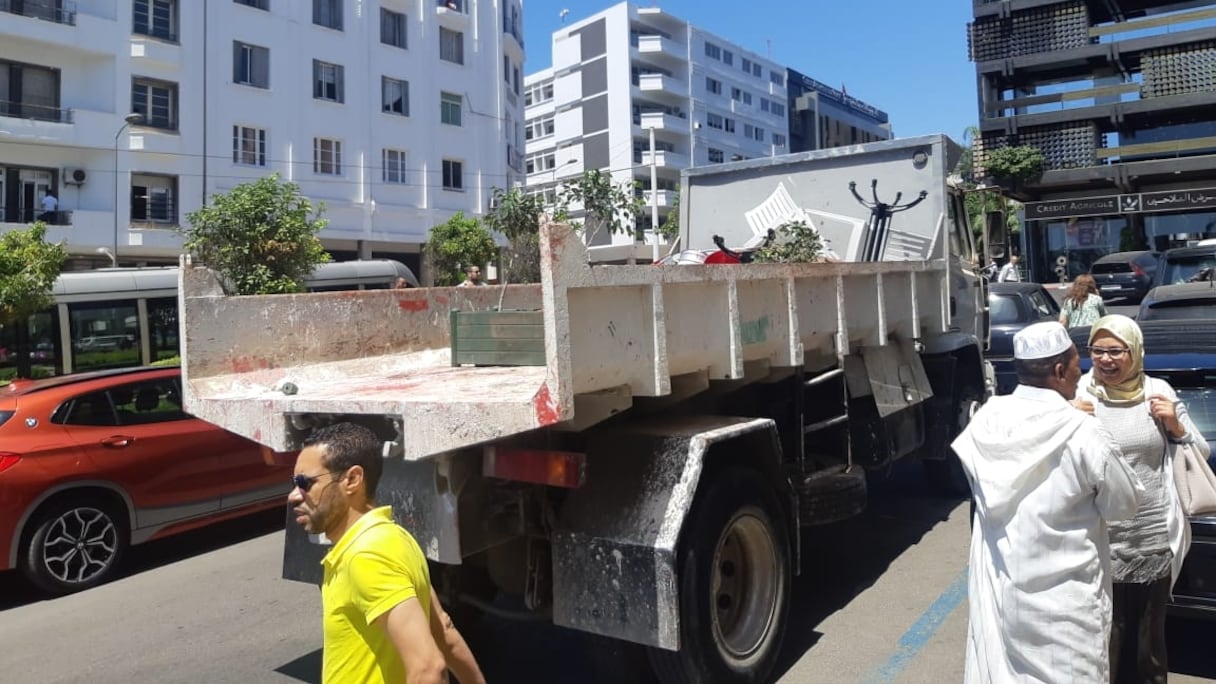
[523,0,979,142]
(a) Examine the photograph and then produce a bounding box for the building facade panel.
[0,0,520,268]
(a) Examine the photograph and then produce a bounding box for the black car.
[987,282,1061,395]
[1153,244,1216,288]
[1070,321,1216,618]
[1090,250,1160,303]
[1137,282,1216,322]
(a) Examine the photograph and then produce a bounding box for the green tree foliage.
[181,173,330,295]
[426,212,498,286]
[557,170,644,244]
[657,189,680,241]
[0,222,66,325]
[751,220,824,263]
[483,187,545,284]
[984,145,1045,188]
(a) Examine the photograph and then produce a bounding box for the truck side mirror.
[985,211,1008,261]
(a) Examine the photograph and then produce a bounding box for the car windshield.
[989,294,1020,324]
[1174,387,1216,442]
[1140,302,1216,322]
[1160,254,1216,285]
[1027,289,1059,317]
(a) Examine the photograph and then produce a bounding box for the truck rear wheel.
[648,467,790,684]
[923,386,981,497]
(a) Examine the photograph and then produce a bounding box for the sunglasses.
[1088,346,1130,360]
[292,470,340,493]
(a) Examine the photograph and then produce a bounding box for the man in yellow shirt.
[289,422,485,684]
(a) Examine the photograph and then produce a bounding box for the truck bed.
[181,224,950,459]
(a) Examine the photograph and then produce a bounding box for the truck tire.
[923,386,981,498]
[22,498,128,595]
[648,467,790,684]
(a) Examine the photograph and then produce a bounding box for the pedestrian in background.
[997,254,1021,282]
[39,191,58,224]
[1074,315,1205,684]
[289,422,485,684]
[458,265,486,287]
[1058,274,1107,328]
[952,321,1142,683]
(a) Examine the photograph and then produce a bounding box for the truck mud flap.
[552,416,786,650]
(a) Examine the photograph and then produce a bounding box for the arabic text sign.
[1025,188,1216,220]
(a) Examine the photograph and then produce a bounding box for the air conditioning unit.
[63,168,88,185]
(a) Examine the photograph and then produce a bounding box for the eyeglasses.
[1088,346,1130,360]
[292,471,336,493]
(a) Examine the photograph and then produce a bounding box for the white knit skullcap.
[1013,321,1074,360]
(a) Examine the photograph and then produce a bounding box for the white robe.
[951,385,1144,683]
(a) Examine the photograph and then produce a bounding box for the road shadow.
[275,647,322,683]
[772,458,965,680]
[0,507,286,610]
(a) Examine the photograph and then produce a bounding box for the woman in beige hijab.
[1075,314,1207,683]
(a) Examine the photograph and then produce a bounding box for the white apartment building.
[0,0,525,272]
[523,2,789,247]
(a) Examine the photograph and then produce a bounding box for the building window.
[0,59,61,122]
[706,113,723,130]
[705,77,721,95]
[704,42,721,60]
[752,126,765,141]
[771,102,785,117]
[761,98,769,113]
[381,8,406,48]
[440,92,462,126]
[724,118,735,133]
[313,0,342,29]
[133,0,177,42]
[440,27,464,64]
[773,133,787,147]
[131,77,177,130]
[442,159,463,190]
[130,174,177,224]
[769,70,784,87]
[232,42,269,88]
[235,0,269,9]
[503,56,510,84]
[312,60,344,103]
[525,115,554,140]
[382,76,409,116]
[708,148,724,164]
[232,125,266,166]
[730,87,742,101]
[722,50,733,67]
[741,57,752,74]
[313,137,342,175]
[742,92,752,105]
[382,148,407,184]
[752,63,762,77]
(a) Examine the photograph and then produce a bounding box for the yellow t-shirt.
[321,506,432,684]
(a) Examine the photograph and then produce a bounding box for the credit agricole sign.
[1024,189,1216,220]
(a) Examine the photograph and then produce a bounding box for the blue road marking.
[859,566,969,684]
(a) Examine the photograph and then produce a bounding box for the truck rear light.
[484,447,586,488]
[1132,264,1145,276]
[0,453,22,473]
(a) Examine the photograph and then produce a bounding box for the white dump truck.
[180,134,990,683]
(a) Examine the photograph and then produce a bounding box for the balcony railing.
[0,0,76,25]
[0,99,72,123]
[0,206,73,225]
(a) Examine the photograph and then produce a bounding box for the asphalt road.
[2,462,1215,683]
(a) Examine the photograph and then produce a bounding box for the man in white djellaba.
[951,321,1145,683]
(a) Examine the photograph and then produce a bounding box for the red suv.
[0,367,292,594]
